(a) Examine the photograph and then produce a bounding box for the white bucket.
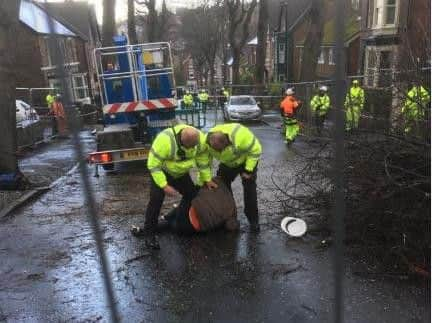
[281,216,307,237]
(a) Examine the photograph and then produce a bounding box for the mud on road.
[0,122,429,322]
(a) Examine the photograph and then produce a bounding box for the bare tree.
[102,0,116,46]
[226,0,258,85]
[135,0,173,42]
[299,0,325,81]
[180,2,224,87]
[0,0,20,174]
[136,0,157,42]
[255,0,268,84]
[128,0,138,44]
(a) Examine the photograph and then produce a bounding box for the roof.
[247,36,258,45]
[292,13,361,45]
[321,15,360,44]
[226,36,258,64]
[271,0,312,32]
[288,4,313,33]
[19,0,76,36]
[41,1,100,42]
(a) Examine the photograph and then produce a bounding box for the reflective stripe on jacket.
[207,123,262,172]
[147,124,211,188]
[344,86,365,109]
[310,94,330,116]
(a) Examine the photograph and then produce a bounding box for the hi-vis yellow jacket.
[402,85,430,120]
[311,94,331,116]
[147,124,211,188]
[198,92,209,102]
[206,123,262,172]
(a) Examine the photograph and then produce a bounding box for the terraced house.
[360,0,430,87]
[15,0,100,106]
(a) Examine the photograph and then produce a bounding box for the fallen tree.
[270,129,430,277]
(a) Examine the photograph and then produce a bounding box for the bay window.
[371,0,398,28]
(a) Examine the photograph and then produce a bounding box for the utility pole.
[0,1,20,176]
[332,0,347,322]
[284,2,289,82]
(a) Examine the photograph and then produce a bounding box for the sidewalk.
[0,131,95,213]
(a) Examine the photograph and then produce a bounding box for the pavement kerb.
[0,186,50,219]
[0,163,79,219]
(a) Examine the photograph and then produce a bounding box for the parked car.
[223,95,262,121]
[16,100,39,124]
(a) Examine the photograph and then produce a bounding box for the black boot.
[130,226,160,250]
[144,235,160,250]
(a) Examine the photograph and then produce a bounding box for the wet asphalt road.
[0,117,429,322]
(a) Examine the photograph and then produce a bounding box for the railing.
[94,42,176,106]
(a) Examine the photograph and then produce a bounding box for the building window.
[43,37,52,66]
[318,49,325,64]
[378,50,393,87]
[278,74,285,82]
[371,0,398,28]
[365,46,395,87]
[72,73,89,100]
[385,0,396,25]
[278,43,285,63]
[66,37,78,63]
[328,48,335,65]
[352,0,359,10]
[373,4,380,27]
[41,36,79,67]
[49,79,62,92]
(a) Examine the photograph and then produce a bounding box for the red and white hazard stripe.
[103,98,177,114]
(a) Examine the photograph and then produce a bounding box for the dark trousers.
[144,173,198,233]
[315,114,326,136]
[164,201,196,234]
[217,164,258,225]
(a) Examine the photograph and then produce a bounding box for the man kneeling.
[159,177,239,234]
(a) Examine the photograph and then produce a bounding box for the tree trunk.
[0,0,20,174]
[226,0,257,86]
[145,0,157,42]
[255,0,268,85]
[102,0,116,46]
[158,0,170,41]
[209,63,216,88]
[299,0,325,81]
[232,47,241,85]
[127,0,138,44]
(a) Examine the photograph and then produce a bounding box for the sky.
[40,0,203,24]
[40,0,139,24]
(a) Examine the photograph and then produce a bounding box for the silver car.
[224,95,262,121]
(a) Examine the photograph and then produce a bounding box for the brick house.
[293,15,360,80]
[226,30,274,84]
[16,0,100,106]
[274,0,361,82]
[43,0,101,100]
[360,0,430,88]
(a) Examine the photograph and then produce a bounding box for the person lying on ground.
[157,177,239,234]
